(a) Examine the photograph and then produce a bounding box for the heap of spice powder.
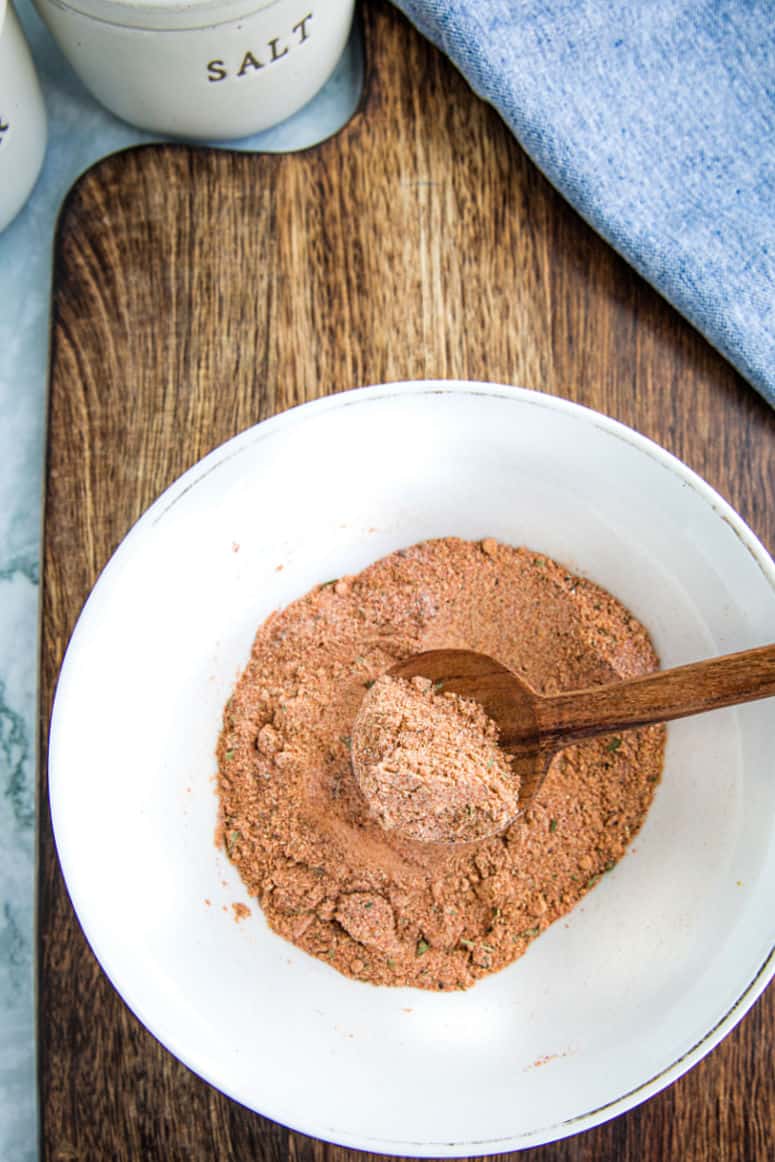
[216,537,665,991]
[351,674,519,843]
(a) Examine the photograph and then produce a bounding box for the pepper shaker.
[0,0,47,232]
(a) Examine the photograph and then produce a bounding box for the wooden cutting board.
[38,2,774,1158]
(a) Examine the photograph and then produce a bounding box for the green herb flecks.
[606,736,623,753]
[416,939,430,956]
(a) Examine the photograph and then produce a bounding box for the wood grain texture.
[39,1,774,1159]
[391,644,775,753]
[537,643,775,748]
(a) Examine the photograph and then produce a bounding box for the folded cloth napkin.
[392,0,775,406]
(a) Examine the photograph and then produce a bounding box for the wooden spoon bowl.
[388,642,775,832]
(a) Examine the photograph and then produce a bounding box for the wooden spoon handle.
[533,643,775,753]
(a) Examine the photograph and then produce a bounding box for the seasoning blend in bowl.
[48,383,775,1151]
[216,538,666,991]
[0,0,47,232]
[32,0,354,139]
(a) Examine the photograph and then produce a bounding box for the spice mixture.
[216,537,665,990]
[352,674,519,844]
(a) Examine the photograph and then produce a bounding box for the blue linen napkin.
[391,0,775,406]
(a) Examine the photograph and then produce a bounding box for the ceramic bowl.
[49,381,775,1153]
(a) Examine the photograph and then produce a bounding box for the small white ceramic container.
[33,0,354,140]
[0,0,47,232]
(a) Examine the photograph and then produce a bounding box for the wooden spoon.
[390,643,775,817]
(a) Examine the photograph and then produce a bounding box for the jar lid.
[40,0,285,33]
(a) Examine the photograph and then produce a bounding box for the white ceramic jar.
[33,0,355,140]
[0,0,47,232]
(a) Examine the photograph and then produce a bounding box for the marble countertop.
[0,5,361,1157]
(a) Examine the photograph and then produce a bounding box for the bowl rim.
[49,379,775,1155]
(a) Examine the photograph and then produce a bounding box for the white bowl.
[49,381,775,1154]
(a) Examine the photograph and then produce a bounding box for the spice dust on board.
[216,538,665,991]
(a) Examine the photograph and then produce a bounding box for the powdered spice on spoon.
[352,674,519,843]
[216,537,665,990]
